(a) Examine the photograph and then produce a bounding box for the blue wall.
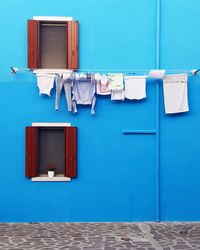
[0,0,200,222]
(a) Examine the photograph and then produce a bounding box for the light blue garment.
[55,76,72,112]
[72,78,96,114]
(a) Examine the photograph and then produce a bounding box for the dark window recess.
[27,20,79,70]
[40,25,67,69]
[25,126,77,178]
[38,128,65,175]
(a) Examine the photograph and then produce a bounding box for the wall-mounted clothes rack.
[10,66,200,76]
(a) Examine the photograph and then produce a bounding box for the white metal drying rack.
[10,67,200,75]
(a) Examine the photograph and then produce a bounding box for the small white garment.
[74,73,87,80]
[149,70,166,79]
[124,76,146,100]
[36,74,55,96]
[94,73,101,81]
[111,89,125,101]
[108,73,124,90]
[62,72,72,79]
[96,75,111,95]
[163,74,189,114]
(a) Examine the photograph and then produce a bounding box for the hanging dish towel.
[163,74,189,114]
[124,76,146,100]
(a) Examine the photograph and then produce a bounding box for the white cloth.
[163,74,189,114]
[124,76,146,100]
[108,73,124,90]
[111,89,125,101]
[36,74,55,96]
[96,75,111,95]
[94,73,101,81]
[149,70,166,79]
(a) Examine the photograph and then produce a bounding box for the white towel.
[36,74,55,96]
[124,76,146,100]
[149,70,166,79]
[163,74,189,114]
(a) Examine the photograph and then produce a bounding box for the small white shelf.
[33,69,73,74]
[31,176,71,182]
[33,16,73,21]
[32,122,71,127]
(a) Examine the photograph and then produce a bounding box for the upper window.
[27,18,79,70]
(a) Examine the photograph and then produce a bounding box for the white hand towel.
[163,74,189,114]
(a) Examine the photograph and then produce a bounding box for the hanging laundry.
[163,74,189,114]
[55,75,72,112]
[108,73,124,90]
[72,77,96,114]
[149,70,166,79]
[96,74,111,95]
[94,73,101,81]
[124,76,146,100]
[36,73,55,96]
[111,89,125,101]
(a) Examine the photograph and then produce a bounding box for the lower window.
[25,123,77,180]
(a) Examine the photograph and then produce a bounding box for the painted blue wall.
[160,0,200,221]
[0,0,199,222]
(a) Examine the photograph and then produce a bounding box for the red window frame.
[25,126,77,178]
[27,20,79,70]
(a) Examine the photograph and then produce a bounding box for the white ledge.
[33,69,73,74]
[33,16,73,21]
[32,122,71,127]
[31,176,71,182]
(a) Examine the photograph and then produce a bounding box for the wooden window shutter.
[27,20,40,69]
[65,127,77,177]
[67,21,79,70]
[25,126,38,177]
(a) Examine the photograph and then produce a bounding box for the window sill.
[33,69,73,74]
[31,176,71,182]
[32,122,71,127]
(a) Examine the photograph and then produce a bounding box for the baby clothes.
[163,74,189,114]
[36,73,55,96]
[124,76,146,100]
[55,76,72,112]
[108,73,124,90]
[72,77,96,114]
[96,75,111,95]
[108,73,124,101]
